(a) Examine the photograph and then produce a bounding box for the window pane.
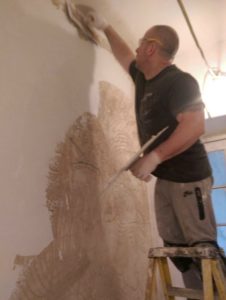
[217,226,226,254]
[208,150,226,186]
[212,189,226,224]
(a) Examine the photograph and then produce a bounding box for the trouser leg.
[154,177,219,292]
[182,263,203,289]
[182,265,203,300]
[154,177,217,248]
[163,241,203,291]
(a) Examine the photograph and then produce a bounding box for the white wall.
[0,1,93,297]
[0,1,150,299]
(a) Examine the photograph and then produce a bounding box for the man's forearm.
[154,110,205,162]
[104,25,135,72]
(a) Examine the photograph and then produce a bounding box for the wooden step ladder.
[145,247,226,300]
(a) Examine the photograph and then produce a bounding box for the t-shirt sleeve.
[168,74,204,117]
[129,60,138,82]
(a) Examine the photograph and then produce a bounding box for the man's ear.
[146,43,155,56]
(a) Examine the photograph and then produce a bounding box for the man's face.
[135,29,156,71]
[135,37,149,71]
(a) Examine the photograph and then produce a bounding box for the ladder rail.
[158,258,175,300]
[202,259,214,300]
[211,259,226,300]
[145,259,158,300]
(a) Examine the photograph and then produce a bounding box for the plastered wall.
[0,1,152,299]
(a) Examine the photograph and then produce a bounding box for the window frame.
[203,133,226,247]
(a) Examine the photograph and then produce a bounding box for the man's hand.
[65,1,108,31]
[129,151,161,182]
[86,10,109,31]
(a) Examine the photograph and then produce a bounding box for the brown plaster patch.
[10,82,151,300]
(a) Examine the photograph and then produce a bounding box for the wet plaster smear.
[10,81,152,300]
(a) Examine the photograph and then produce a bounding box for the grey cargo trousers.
[154,177,217,246]
[154,177,219,290]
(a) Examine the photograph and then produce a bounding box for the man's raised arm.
[86,9,135,72]
[103,25,135,72]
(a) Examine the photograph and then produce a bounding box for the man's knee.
[192,241,226,275]
[191,240,219,248]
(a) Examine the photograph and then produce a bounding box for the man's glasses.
[138,37,163,47]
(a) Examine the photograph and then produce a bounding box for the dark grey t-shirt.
[129,61,212,182]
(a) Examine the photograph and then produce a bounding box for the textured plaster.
[10,82,151,299]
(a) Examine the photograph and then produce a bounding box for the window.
[203,72,226,118]
[208,149,226,252]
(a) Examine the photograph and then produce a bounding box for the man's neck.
[144,61,172,80]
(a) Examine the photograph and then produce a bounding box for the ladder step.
[148,246,221,258]
[167,286,203,299]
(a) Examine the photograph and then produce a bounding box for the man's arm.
[65,2,135,72]
[155,109,204,161]
[85,8,135,72]
[129,108,205,181]
[103,26,135,72]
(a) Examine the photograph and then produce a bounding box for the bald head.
[146,25,179,60]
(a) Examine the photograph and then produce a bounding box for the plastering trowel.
[100,126,168,197]
[64,0,99,44]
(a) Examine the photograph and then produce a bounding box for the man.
[67,3,224,289]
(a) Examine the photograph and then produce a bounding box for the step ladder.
[145,247,226,300]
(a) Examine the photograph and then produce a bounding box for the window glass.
[212,189,226,224]
[217,227,226,251]
[208,150,226,186]
[208,149,226,253]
